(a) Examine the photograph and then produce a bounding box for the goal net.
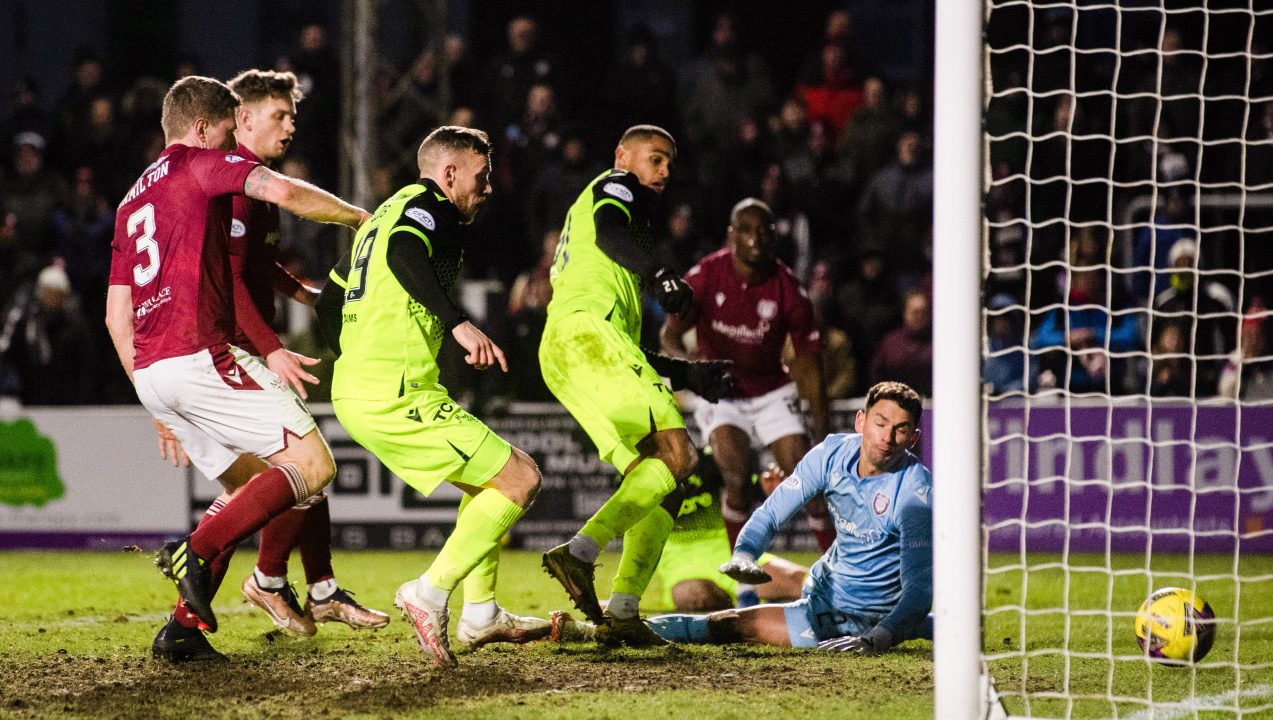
[972,1,1273,717]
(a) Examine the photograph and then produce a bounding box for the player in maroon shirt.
[213,69,386,637]
[104,76,368,661]
[661,198,835,554]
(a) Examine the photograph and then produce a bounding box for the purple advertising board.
[963,400,1273,554]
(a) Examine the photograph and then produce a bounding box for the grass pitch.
[2,549,1269,719]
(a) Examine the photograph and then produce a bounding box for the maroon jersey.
[109,144,259,370]
[683,248,823,398]
[229,144,302,358]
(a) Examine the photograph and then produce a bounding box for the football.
[1134,587,1216,662]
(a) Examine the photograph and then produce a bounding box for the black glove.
[683,359,734,403]
[642,350,734,402]
[652,267,694,315]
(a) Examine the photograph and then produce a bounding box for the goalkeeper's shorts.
[540,311,684,473]
[782,591,879,648]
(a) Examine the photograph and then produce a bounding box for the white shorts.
[692,382,808,448]
[134,344,316,479]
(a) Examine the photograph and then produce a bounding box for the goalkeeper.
[646,381,934,652]
[538,124,733,646]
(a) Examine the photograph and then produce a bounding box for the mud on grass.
[1,642,934,719]
[0,549,935,719]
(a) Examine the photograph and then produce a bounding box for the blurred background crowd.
[1,1,1270,409]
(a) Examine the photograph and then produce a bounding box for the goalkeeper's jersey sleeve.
[545,169,655,344]
[331,179,464,400]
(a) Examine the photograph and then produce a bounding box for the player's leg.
[755,555,808,602]
[594,428,696,646]
[539,312,689,632]
[708,423,755,547]
[671,580,734,612]
[300,493,390,630]
[397,446,539,667]
[452,492,552,648]
[646,604,792,646]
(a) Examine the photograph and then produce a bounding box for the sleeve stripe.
[593,198,631,221]
[389,225,433,256]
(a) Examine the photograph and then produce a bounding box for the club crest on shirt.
[230,219,246,237]
[873,492,890,515]
[715,292,726,307]
[405,207,435,230]
[602,182,634,202]
[757,299,777,320]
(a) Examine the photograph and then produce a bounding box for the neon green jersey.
[545,169,654,343]
[331,179,464,400]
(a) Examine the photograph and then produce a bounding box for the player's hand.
[817,627,894,655]
[653,268,694,315]
[719,554,772,584]
[684,359,733,402]
[452,321,508,372]
[266,348,321,399]
[153,418,190,468]
[758,464,786,495]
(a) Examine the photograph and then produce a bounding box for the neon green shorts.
[539,311,684,472]
[333,387,512,496]
[652,526,780,609]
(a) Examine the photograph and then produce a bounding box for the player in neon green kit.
[326,126,548,668]
[539,125,732,645]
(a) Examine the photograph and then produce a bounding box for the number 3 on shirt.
[128,203,159,286]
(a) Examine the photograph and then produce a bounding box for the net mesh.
[981,1,1273,717]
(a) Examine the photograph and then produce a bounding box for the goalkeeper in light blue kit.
[646,381,933,652]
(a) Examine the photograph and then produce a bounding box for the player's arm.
[243,166,369,229]
[822,492,933,654]
[659,301,695,359]
[271,262,318,307]
[788,350,829,440]
[642,346,733,403]
[722,443,830,582]
[385,232,506,372]
[591,178,693,314]
[229,250,319,398]
[105,284,136,381]
[314,256,349,356]
[786,280,829,439]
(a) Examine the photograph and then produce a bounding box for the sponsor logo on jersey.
[757,299,777,320]
[710,318,770,344]
[782,474,801,490]
[230,219,247,237]
[404,207,436,230]
[602,182,634,202]
[225,154,245,163]
[873,492,890,515]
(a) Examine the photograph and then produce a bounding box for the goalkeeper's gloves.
[817,625,895,655]
[719,552,772,584]
[652,267,694,315]
[643,349,734,402]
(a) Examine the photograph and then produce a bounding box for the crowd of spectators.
[3,7,1270,407]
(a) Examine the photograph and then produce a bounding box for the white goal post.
[936,1,1273,718]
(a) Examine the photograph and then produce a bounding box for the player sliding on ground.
[321,127,549,668]
[537,124,733,646]
[645,382,934,651]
